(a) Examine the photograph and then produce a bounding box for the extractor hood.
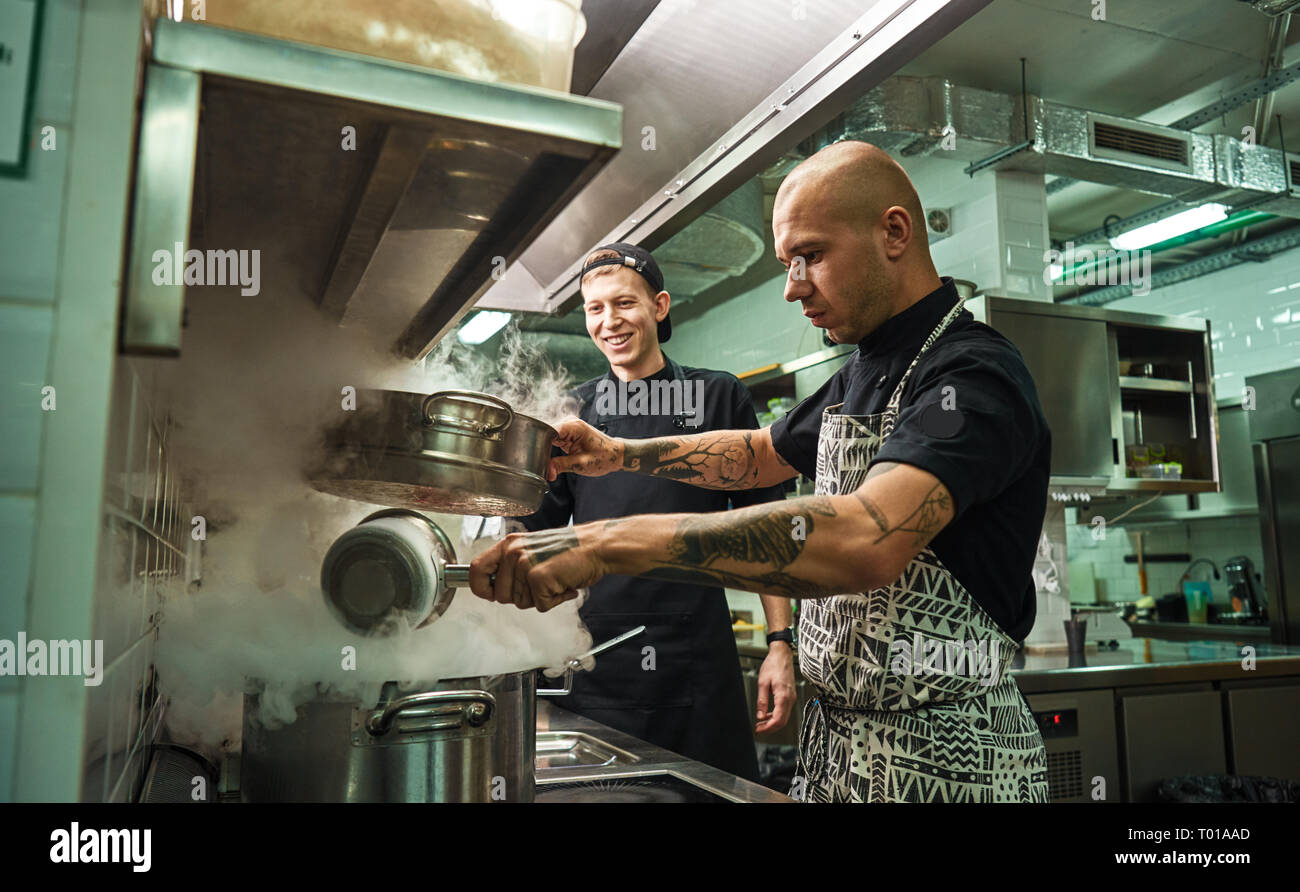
[474,0,994,317]
[122,19,621,359]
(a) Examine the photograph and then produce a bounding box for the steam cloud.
[151,289,588,758]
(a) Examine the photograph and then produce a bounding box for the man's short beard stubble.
[835,265,892,344]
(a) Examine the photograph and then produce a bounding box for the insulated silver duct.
[1242,0,1300,15]
[789,76,1300,218]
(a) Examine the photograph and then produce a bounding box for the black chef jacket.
[770,278,1051,643]
[517,353,786,782]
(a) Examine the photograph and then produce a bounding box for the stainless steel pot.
[241,671,541,803]
[319,508,469,635]
[309,389,558,516]
[239,627,644,802]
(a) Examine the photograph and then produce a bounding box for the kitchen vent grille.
[1046,749,1084,801]
[1089,116,1192,173]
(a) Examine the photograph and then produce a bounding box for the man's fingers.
[550,454,581,476]
[772,687,793,724]
[467,544,501,599]
[492,545,518,607]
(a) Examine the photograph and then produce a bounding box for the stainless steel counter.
[1126,619,1272,642]
[535,699,793,803]
[738,635,1300,696]
[1009,637,1300,694]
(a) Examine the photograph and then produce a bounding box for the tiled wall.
[668,273,813,376]
[1065,512,1267,608]
[0,0,146,801]
[0,0,84,802]
[913,158,1052,301]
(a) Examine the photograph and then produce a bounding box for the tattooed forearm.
[621,431,762,490]
[519,528,579,564]
[668,497,837,569]
[631,498,843,598]
[855,485,952,547]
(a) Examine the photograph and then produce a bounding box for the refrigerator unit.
[1247,367,1300,645]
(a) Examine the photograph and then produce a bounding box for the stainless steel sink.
[534,772,734,803]
[534,701,794,803]
[534,731,641,770]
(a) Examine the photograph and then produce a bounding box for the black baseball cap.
[579,242,671,342]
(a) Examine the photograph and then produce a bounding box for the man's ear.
[654,289,671,321]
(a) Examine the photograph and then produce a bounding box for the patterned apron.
[794,298,1049,803]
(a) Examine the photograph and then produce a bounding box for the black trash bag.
[1155,774,1300,803]
[756,743,800,793]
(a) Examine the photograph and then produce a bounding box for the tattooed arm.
[545,417,798,490]
[468,461,956,608]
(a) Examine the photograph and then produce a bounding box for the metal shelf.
[1118,376,1194,394]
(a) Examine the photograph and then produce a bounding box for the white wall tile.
[0,495,37,634]
[0,689,16,802]
[33,0,84,127]
[0,142,71,303]
[0,303,54,490]
[15,0,143,803]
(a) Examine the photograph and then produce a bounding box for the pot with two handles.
[239,627,643,803]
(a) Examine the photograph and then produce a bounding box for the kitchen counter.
[535,699,793,803]
[1126,619,1272,642]
[1010,637,1300,694]
[737,633,1300,696]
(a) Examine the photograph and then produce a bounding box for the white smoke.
[152,290,589,758]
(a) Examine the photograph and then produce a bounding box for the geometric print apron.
[794,298,1050,803]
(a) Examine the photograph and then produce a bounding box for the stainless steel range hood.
[123,20,621,359]
[474,0,994,317]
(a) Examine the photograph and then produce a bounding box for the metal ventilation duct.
[795,76,1300,218]
[1241,0,1300,15]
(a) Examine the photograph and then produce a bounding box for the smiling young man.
[511,243,795,783]
[472,143,1053,804]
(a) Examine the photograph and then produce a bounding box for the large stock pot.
[239,628,643,802]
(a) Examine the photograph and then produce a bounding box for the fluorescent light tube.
[456,311,512,345]
[1108,203,1228,251]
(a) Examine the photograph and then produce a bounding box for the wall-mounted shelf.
[1118,376,1193,394]
[966,295,1220,495]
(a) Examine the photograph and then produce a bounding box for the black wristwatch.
[766,628,795,651]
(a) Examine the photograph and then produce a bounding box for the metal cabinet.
[1223,682,1300,780]
[982,310,1114,483]
[967,295,1220,495]
[1120,688,1226,802]
[1023,689,1119,802]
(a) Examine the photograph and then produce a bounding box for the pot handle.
[538,625,647,697]
[421,391,514,437]
[366,689,496,736]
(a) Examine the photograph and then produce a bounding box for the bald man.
[469,141,1052,803]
